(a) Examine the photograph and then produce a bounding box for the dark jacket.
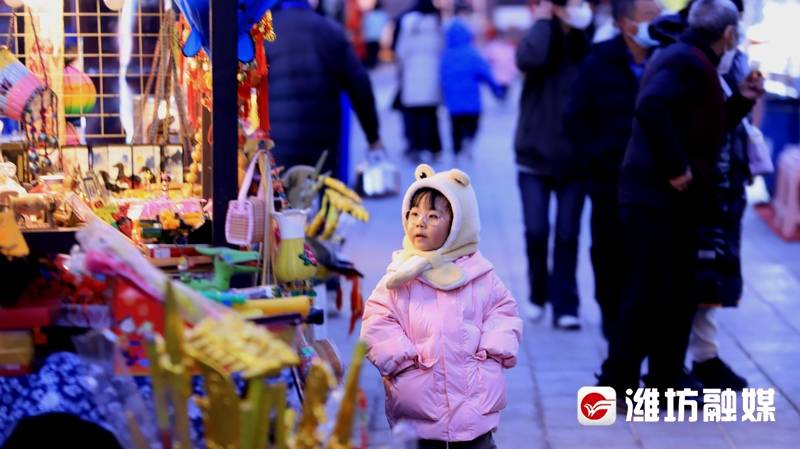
[440,20,502,115]
[514,19,591,178]
[618,30,754,209]
[695,50,752,307]
[566,35,640,198]
[266,1,380,177]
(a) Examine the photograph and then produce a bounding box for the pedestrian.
[266,0,383,180]
[363,1,389,69]
[395,0,443,161]
[566,0,662,340]
[596,0,764,398]
[361,164,522,449]
[514,0,594,329]
[686,0,752,392]
[440,18,505,161]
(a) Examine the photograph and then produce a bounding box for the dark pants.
[450,113,480,154]
[518,172,586,318]
[364,41,380,69]
[599,204,697,393]
[403,106,442,153]
[418,432,497,449]
[589,193,624,340]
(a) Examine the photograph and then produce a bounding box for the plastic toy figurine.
[183,247,260,292]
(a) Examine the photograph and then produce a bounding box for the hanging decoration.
[173,0,279,63]
[62,64,97,115]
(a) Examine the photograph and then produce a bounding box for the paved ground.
[325,66,800,449]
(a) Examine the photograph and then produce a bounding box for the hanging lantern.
[103,0,126,12]
[3,0,24,8]
[0,47,47,121]
[63,65,97,115]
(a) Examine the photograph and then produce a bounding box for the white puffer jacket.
[396,12,442,107]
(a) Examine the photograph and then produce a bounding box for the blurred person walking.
[395,0,444,161]
[267,0,383,180]
[441,19,505,161]
[363,1,389,69]
[514,0,594,330]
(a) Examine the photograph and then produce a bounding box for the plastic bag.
[354,150,400,198]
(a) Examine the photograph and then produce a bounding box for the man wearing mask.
[514,0,594,330]
[566,0,661,340]
[596,0,764,398]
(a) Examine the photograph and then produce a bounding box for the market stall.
[0,1,377,448]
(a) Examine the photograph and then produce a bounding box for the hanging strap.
[238,149,266,201]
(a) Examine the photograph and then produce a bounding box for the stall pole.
[210,0,238,246]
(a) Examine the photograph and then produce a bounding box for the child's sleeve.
[360,279,419,377]
[478,272,523,368]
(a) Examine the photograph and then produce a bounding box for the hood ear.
[415,164,436,180]
[449,170,470,187]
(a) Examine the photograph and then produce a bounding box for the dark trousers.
[364,41,380,69]
[599,204,698,393]
[518,172,586,318]
[418,432,497,449]
[450,113,480,154]
[403,106,442,153]
[589,193,625,340]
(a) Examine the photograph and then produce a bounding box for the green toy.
[183,247,261,292]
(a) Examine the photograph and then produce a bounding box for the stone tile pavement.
[322,66,800,449]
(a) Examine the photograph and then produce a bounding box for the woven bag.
[225,150,270,245]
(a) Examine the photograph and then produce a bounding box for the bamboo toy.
[289,360,337,449]
[328,342,368,449]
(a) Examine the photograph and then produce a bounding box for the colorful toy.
[183,247,260,292]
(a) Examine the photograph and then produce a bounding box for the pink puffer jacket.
[360,252,523,442]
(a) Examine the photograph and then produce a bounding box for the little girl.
[361,164,522,449]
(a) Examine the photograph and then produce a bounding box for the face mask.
[563,3,593,30]
[631,21,659,48]
[718,47,736,74]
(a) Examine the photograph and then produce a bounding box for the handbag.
[225,150,270,245]
[742,119,774,175]
[354,149,401,198]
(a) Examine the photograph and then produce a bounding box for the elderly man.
[596,0,764,398]
[566,0,662,340]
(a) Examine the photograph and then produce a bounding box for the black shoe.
[691,357,748,391]
[642,367,703,390]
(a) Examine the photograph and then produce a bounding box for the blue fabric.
[0,352,299,448]
[440,20,501,115]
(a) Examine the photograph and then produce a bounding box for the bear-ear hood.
[401,163,480,255]
[385,164,480,291]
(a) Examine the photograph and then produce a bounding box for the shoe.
[520,302,545,322]
[554,314,581,331]
[642,367,703,391]
[691,357,748,391]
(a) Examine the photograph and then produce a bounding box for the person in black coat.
[266,0,382,180]
[565,0,662,341]
[596,0,764,396]
[514,0,594,330]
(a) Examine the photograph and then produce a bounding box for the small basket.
[225,149,271,245]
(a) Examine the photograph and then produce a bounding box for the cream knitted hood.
[385,164,480,290]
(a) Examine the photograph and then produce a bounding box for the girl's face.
[405,195,452,252]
